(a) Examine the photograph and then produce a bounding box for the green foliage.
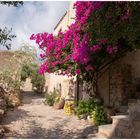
[31,67,45,93]
[0,2,23,50]
[44,90,61,106]
[0,50,36,92]
[0,1,23,7]
[21,64,45,93]
[77,98,107,125]
[77,98,98,117]
[21,65,31,81]
[0,27,16,50]
[92,105,107,126]
[0,71,22,92]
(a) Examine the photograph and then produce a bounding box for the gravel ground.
[2,92,98,139]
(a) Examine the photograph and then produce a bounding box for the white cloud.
[0,1,70,50]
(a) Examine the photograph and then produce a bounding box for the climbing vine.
[30,2,140,94]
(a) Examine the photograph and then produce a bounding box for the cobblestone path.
[2,92,98,139]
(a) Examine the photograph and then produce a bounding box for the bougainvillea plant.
[30,2,140,88]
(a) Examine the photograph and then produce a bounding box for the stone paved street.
[2,92,98,139]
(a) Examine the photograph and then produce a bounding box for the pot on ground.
[54,98,65,109]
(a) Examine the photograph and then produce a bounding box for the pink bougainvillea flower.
[85,65,94,71]
[30,34,35,40]
[106,45,118,54]
[40,53,46,59]
[91,45,101,52]
[99,38,108,45]
[74,69,81,75]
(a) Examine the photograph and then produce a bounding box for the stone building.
[98,50,140,108]
[46,1,140,109]
[46,1,91,100]
[46,2,76,98]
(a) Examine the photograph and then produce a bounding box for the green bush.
[0,71,22,92]
[21,65,31,81]
[44,90,61,106]
[77,98,97,117]
[21,64,45,93]
[31,69,45,93]
[92,105,107,126]
[77,98,107,125]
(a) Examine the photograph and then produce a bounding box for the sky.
[0,1,70,51]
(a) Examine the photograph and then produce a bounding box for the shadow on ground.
[20,91,44,105]
[3,108,98,139]
[2,108,30,125]
[12,119,98,139]
[2,91,98,139]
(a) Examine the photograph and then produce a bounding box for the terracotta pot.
[54,99,65,109]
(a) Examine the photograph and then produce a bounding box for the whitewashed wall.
[45,2,76,97]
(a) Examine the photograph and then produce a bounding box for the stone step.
[98,124,114,138]
[97,133,108,139]
[111,115,130,127]
[128,102,140,120]
[111,115,129,120]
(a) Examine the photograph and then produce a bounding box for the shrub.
[0,71,22,92]
[77,98,97,118]
[5,91,21,108]
[92,105,107,126]
[31,2,140,84]
[44,90,61,106]
[31,69,45,93]
[20,65,31,81]
[76,98,107,125]
[21,64,46,93]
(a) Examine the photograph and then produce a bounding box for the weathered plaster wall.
[53,12,69,35]
[46,2,76,97]
[47,74,72,97]
[53,1,75,36]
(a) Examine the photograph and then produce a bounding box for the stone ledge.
[98,124,114,138]
[111,115,131,127]
[111,115,130,120]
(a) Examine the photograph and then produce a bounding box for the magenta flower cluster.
[30,1,121,76]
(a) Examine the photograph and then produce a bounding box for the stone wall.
[109,63,133,108]
[98,70,109,106]
[78,81,92,100]
[97,50,140,108]
[112,101,140,138]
